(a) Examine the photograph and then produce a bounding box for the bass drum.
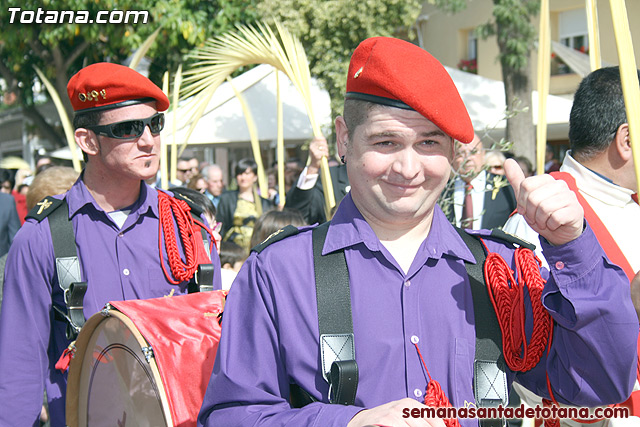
[66,290,226,427]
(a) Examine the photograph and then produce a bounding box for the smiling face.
[336,105,454,227]
[236,168,257,193]
[85,102,161,182]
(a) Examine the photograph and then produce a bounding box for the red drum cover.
[67,291,226,427]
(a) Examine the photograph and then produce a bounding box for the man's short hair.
[73,111,102,163]
[234,158,258,177]
[569,66,640,161]
[342,99,385,141]
[201,164,222,180]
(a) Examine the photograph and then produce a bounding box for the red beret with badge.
[67,62,170,113]
[345,37,474,144]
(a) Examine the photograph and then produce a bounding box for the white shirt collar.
[561,152,635,208]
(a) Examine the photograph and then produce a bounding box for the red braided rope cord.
[157,191,214,284]
[412,243,554,426]
[483,247,552,372]
[484,246,609,425]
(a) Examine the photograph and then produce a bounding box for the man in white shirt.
[504,66,640,426]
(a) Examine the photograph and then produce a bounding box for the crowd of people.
[0,36,638,427]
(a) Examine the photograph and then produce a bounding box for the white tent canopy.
[161,64,332,147]
[445,66,573,142]
[50,63,570,162]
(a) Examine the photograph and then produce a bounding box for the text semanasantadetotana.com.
[402,404,629,420]
[7,7,149,25]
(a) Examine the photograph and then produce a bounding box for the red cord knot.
[484,246,552,372]
[157,191,214,284]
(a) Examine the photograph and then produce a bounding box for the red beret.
[67,62,170,113]
[345,37,474,143]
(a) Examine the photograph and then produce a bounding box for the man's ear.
[335,116,349,159]
[615,123,632,162]
[75,128,99,158]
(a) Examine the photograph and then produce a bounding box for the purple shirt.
[199,193,637,427]
[0,178,222,427]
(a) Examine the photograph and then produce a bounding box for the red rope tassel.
[415,343,461,427]
[157,191,210,284]
[484,247,552,372]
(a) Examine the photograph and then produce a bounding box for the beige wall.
[418,0,640,95]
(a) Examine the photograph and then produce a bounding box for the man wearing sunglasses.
[0,62,222,426]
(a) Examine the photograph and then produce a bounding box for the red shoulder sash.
[551,172,635,281]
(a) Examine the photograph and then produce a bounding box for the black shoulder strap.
[312,222,358,406]
[47,199,87,340]
[171,191,205,217]
[455,228,507,427]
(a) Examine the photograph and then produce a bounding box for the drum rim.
[66,309,174,427]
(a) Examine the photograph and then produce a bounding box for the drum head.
[68,311,172,427]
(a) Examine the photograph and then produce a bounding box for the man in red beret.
[198,38,637,426]
[0,63,222,426]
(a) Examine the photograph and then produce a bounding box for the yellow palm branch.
[33,66,81,172]
[179,21,335,217]
[129,27,162,71]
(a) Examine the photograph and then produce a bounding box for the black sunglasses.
[86,113,164,139]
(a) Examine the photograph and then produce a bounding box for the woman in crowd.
[217,158,273,252]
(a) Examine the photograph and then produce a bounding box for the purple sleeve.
[0,220,56,426]
[516,223,638,406]
[198,252,361,427]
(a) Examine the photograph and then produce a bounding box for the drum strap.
[48,198,87,340]
[455,228,507,427]
[291,223,509,424]
[312,221,358,406]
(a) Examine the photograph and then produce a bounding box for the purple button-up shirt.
[199,193,637,427]
[0,178,222,427]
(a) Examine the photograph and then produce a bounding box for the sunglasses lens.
[149,114,164,133]
[111,120,145,138]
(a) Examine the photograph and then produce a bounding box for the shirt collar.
[561,152,635,207]
[323,193,476,264]
[66,174,159,219]
[455,170,487,192]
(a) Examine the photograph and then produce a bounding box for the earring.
[340,155,346,164]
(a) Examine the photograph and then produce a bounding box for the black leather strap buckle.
[328,360,358,405]
[55,281,87,340]
[475,359,508,427]
[189,263,214,293]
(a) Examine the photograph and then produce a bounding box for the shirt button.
[404,280,411,287]
[123,268,130,276]
[411,335,419,344]
[555,261,565,270]
[118,232,124,238]
[414,388,423,398]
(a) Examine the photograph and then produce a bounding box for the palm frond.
[33,65,81,172]
[129,27,162,71]
[178,21,335,214]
